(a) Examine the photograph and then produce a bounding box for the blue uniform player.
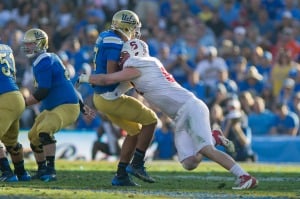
[0,44,31,182]
[22,28,82,182]
[81,10,158,186]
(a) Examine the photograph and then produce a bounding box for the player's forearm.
[89,74,118,85]
[24,95,39,106]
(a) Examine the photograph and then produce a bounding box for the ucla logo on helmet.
[34,31,43,39]
[121,14,136,24]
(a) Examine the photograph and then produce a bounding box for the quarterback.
[79,39,258,190]
[0,44,31,182]
[89,10,158,186]
[22,28,81,182]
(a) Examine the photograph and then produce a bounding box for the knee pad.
[6,143,22,156]
[181,157,199,171]
[30,143,43,153]
[39,133,56,145]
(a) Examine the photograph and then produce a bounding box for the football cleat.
[212,129,235,153]
[111,174,139,186]
[126,164,155,183]
[40,168,57,182]
[0,171,18,182]
[31,167,47,180]
[16,171,31,181]
[232,175,258,190]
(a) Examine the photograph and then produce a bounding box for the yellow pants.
[0,91,25,146]
[93,94,157,136]
[28,103,80,146]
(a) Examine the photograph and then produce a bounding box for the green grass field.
[0,160,299,199]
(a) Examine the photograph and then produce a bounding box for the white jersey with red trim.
[123,56,195,119]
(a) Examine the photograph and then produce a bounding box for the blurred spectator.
[271,49,298,97]
[182,72,209,103]
[283,0,300,20]
[248,96,276,136]
[289,91,300,119]
[165,44,194,85]
[196,21,217,47]
[231,8,251,29]
[239,91,255,115]
[254,7,274,43]
[277,77,295,105]
[91,115,122,161]
[157,43,176,68]
[239,66,265,96]
[208,83,229,109]
[222,98,257,162]
[229,56,248,84]
[210,104,224,130]
[205,7,227,38]
[195,46,228,90]
[270,103,299,136]
[0,1,11,28]
[216,68,238,97]
[218,0,239,27]
[261,83,275,110]
[256,51,273,84]
[232,26,253,59]
[10,1,31,28]
[218,39,236,69]
[148,114,176,160]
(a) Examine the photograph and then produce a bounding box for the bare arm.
[89,67,141,86]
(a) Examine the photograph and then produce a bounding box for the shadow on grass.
[4,169,300,194]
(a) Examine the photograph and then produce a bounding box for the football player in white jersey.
[78,39,258,190]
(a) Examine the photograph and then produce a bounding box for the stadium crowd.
[1,0,300,161]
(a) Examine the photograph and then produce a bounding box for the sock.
[13,160,25,175]
[229,164,249,177]
[116,162,128,177]
[46,156,55,169]
[131,148,145,168]
[37,160,47,170]
[0,157,12,173]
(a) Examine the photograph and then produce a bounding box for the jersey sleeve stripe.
[33,53,51,67]
[103,36,123,45]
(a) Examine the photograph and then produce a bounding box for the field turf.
[0,160,299,199]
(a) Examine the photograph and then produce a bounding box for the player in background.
[86,10,158,186]
[78,39,258,190]
[21,28,94,182]
[0,44,31,182]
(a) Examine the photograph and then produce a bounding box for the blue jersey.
[32,53,78,110]
[93,30,123,94]
[0,44,19,94]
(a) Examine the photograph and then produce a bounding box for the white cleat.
[232,175,258,190]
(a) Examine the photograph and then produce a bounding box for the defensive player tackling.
[78,39,258,189]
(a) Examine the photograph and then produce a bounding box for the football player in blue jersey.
[83,10,158,186]
[21,28,92,182]
[0,44,31,182]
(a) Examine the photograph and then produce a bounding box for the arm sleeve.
[32,88,50,101]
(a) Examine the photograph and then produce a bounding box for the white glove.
[78,74,90,83]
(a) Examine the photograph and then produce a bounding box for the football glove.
[78,74,90,83]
